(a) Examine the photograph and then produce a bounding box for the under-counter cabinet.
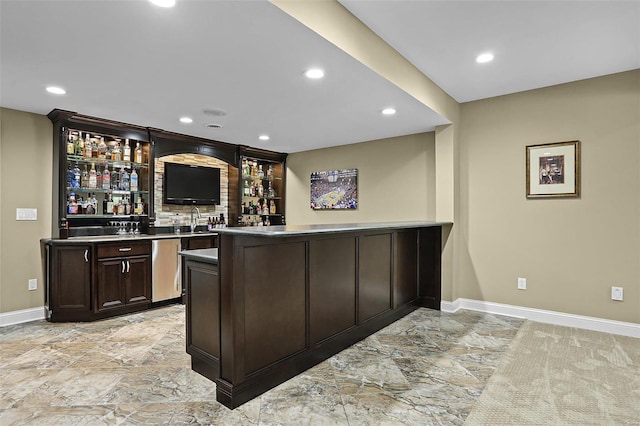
[45,243,92,321]
[96,241,151,312]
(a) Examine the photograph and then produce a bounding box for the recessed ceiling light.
[179,117,193,124]
[382,107,396,115]
[305,68,325,79]
[259,135,270,141]
[46,86,66,95]
[476,52,494,64]
[149,0,175,7]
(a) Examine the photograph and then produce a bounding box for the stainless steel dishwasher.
[151,238,182,302]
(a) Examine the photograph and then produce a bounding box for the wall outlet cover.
[517,277,527,290]
[611,286,623,301]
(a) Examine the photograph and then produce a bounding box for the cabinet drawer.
[97,241,150,258]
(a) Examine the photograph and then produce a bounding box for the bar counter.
[180,221,448,409]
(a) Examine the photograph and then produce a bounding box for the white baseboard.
[0,306,46,327]
[441,298,640,339]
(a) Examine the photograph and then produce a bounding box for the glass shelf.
[241,175,282,182]
[241,195,282,200]
[66,214,148,219]
[66,155,149,169]
[66,188,148,195]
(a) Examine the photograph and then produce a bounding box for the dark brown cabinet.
[181,235,217,250]
[96,241,151,312]
[45,244,92,321]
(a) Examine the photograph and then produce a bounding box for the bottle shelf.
[66,155,149,169]
[241,196,282,200]
[66,188,148,195]
[242,175,282,181]
[66,214,148,219]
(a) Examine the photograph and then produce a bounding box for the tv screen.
[163,162,221,205]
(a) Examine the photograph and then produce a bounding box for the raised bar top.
[179,248,218,263]
[215,221,450,237]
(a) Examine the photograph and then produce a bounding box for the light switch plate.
[16,208,37,221]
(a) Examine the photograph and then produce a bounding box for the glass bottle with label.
[119,167,129,191]
[130,168,138,192]
[106,193,114,215]
[243,179,250,197]
[258,165,264,178]
[81,165,89,188]
[88,163,97,189]
[91,137,98,158]
[98,137,107,159]
[96,165,102,189]
[75,132,84,156]
[135,143,143,163]
[269,200,276,214]
[68,193,78,215]
[84,133,92,158]
[111,141,122,161]
[102,164,111,190]
[268,181,275,198]
[123,139,131,162]
[66,163,74,188]
[66,133,75,155]
[73,162,81,188]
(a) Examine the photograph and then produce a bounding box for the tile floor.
[0,305,523,425]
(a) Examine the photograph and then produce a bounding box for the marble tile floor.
[0,305,524,425]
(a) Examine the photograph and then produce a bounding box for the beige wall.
[457,70,640,323]
[286,132,436,225]
[0,108,52,313]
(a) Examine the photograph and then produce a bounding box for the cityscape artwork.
[310,168,358,210]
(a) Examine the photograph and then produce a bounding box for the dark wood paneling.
[309,237,357,345]
[182,236,217,250]
[418,227,442,309]
[96,258,125,311]
[394,230,419,307]
[227,165,239,226]
[186,261,220,361]
[51,245,91,312]
[243,242,306,375]
[124,255,151,305]
[97,241,150,258]
[358,233,392,322]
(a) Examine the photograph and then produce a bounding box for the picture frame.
[526,140,580,198]
[310,168,358,210]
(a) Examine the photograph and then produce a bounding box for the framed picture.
[526,140,580,198]
[310,168,358,210]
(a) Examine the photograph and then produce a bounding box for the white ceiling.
[1,1,638,154]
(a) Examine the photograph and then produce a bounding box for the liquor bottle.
[267,164,274,177]
[98,137,107,159]
[102,164,111,190]
[119,167,129,191]
[124,196,131,215]
[269,200,276,214]
[268,181,275,198]
[75,132,84,156]
[91,137,98,158]
[130,168,138,191]
[68,193,78,215]
[85,194,95,215]
[66,133,75,155]
[249,181,256,197]
[258,165,264,178]
[96,166,102,189]
[220,213,226,228]
[123,139,131,162]
[81,165,89,188]
[258,183,264,198]
[243,179,250,197]
[106,193,114,215]
[111,141,122,161]
[116,198,125,215]
[66,163,74,188]
[242,159,250,177]
[91,193,98,214]
[84,133,92,158]
[207,217,213,231]
[251,161,258,177]
[73,162,81,188]
[135,143,143,163]
[111,167,119,190]
[88,163,97,189]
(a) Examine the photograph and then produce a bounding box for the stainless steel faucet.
[190,206,201,232]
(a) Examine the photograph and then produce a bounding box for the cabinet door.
[51,245,91,313]
[96,258,125,311]
[124,255,151,306]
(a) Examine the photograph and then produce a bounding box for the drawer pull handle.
[84,249,89,262]
[118,248,132,252]
[121,260,126,274]
[126,260,130,273]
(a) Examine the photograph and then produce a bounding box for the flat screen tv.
[163,162,221,205]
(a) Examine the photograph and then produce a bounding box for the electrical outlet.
[611,286,623,301]
[517,277,527,290]
[28,278,37,291]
